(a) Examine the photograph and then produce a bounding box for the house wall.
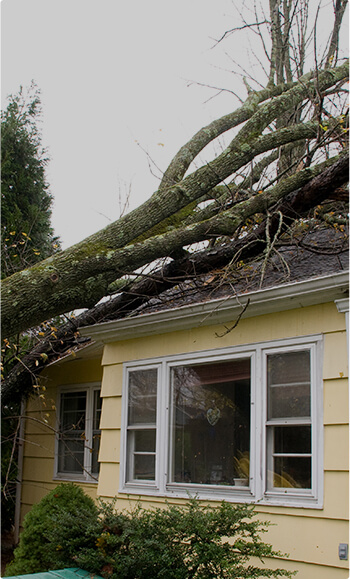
[19,357,102,522]
[19,301,349,578]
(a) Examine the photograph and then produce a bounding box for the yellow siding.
[98,429,120,463]
[101,364,123,396]
[96,462,120,497]
[23,433,55,458]
[323,331,348,379]
[99,396,122,429]
[41,357,103,386]
[249,556,350,579]
[102,302,345,366]
[18,301,348,579]
[324,424,349,471]
[256,512,349,569]
[22,456,55,484]
[324,378,349,425]
[323,471,349,520]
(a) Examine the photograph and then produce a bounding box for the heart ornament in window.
[207,407,221,426]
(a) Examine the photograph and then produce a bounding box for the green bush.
[6,483,295,578]
[77,498,295,579]
[75,499,293,579]
[4,483,98,576]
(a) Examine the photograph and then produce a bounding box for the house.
[16,229,349,578]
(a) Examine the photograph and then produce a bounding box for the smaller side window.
[126,368,158,483]
[57,385,101,480]
[266,350,312,491]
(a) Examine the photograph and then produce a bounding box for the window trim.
[120,335,323,508]
[261,341,323,506]
[54,382,101,483]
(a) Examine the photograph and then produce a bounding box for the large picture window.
[170,359,250,486]
[121,337,322,507]
[56,384,101,481]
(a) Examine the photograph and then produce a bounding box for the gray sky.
[2,0,243,248]
[2,0,348,249]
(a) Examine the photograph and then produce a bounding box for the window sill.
[53,474,99,484]
[118,484,322,509]
[260,490,322,509]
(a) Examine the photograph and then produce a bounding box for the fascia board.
[47,341,103,366]
[79,271,349,343]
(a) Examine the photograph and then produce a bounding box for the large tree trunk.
[2,63,348,338]
[2,152,348,406]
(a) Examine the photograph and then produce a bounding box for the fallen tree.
[1,0,349,403]
[2,152,348,406]
[2,62,349,338]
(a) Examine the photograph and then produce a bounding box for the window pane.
[128,369,157,424]
[58,434,85,473]
[267,351,310,419]
[134,430,156,452]
[171,359,251,486]
[133,454,156,481]
[60,391,86,430]
[271,456,311,489]
[59,392,86,474]
[126,429,156,482]
[274,426,311,454]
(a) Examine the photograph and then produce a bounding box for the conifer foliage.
[1,82,60,278]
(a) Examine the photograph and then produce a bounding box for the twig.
[215,298,251,337]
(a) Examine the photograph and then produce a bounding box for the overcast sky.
[2,0,348,249]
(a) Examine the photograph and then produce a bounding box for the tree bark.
[2,152,348,406]
[1,62,348,338]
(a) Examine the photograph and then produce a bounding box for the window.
[126,368,158,482]
[266,350,312,491]
[170,359,250,486]
[121,337,322,507]
[56,384,101,481]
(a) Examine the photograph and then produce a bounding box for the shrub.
[6,483,295,578]
[4,483,98,576]
[77,498,295,579]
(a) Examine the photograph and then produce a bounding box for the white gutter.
[80,271,349,343]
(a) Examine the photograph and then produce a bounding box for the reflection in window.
[171,359,251,487]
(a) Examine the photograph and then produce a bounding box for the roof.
[79,270,348,343]
[49,226,348,363]
[76,226,348,344]
[129,226,349,317]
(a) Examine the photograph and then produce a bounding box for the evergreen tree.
[1,82,60,278]
[1,82,60,534]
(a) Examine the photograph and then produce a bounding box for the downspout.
[14,399,26,543]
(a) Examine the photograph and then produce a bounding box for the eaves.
[79,271,349,344]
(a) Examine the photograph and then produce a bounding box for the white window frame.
[120,335,323,508]
[123,364,161,489]
[261,339,323,507]
[54,382,101,483]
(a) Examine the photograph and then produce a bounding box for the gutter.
[79,271,349,343]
